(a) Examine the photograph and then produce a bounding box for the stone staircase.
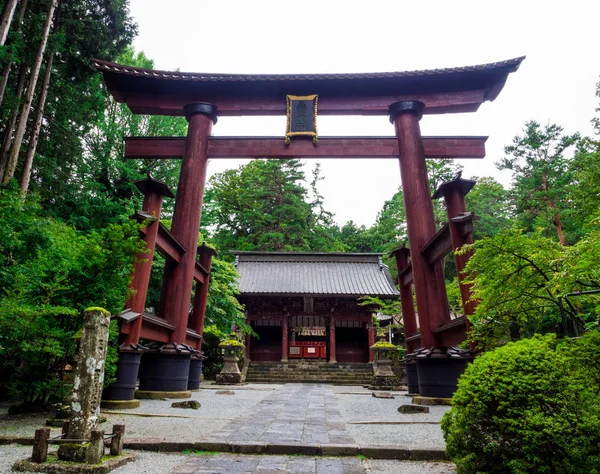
[246,361,374,385]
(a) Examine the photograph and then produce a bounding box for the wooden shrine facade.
[234,252,399,364]
[94,55,524,399]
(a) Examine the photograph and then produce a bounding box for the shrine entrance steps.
[246,361,373,385]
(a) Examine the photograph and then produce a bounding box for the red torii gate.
[97,56,523,401]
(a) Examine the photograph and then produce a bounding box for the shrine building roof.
[233,252,399,298]
[92,57,525,116]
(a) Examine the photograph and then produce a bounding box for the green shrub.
[441,334,600,474]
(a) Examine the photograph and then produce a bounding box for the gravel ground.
[0,445,188,474]
[368,459,456,473]
[1,446,456,474]
[334,386,450,448]
[1,383,449,448]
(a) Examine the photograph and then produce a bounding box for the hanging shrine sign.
[294,326,326,336]
[285,94,318,145]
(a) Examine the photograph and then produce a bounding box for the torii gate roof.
[92,57,524,117]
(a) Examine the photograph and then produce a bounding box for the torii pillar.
[389,101,451,349]
[142,103,218,393]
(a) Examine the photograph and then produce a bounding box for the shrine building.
[234,252,399,364]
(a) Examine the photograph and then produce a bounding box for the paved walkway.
[1,383,456,473]
[172,453,365,473]
[210,384,354,445]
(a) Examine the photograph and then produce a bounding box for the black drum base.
[188,357,204,390]
[138,351,191,392]
[102,351,142,401]
[406,359,420,395]
[415,356,471,399]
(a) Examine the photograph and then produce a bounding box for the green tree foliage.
[463,223,600,349]
[204,257,247,333]
[0,186,142,403]
[442,334,600,474]
[202,159,342,255]
[498,121,580,245]
[464,176,512,240]
[42,49,186,231]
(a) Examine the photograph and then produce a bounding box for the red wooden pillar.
[160,103,217,346]
[367,324,375,362]
[433,176,478,338]
[281,316,289,362]
[390,245,419,352]
[245,333,251,360]
[123,177,174,346]
[190,243,217,351]
[329,315,337,363]
[389,101,451,348]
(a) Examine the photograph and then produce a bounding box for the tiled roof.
[91,57,524,84]
[233,252,399,297]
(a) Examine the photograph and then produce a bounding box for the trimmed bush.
[441,334,600,474]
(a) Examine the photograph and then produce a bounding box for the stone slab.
[398,404,430,414]
[13,453,136,473]
[412,396,452,406]
[100,400,140,410]
[135,390,192,399]
[372,392,395,399]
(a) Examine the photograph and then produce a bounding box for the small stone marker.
[171,400,201,409]
[398,404,430,414]
[58,307,111,463]
[372,391,395,399]
[215,390,235,395]
[32,428,50,463]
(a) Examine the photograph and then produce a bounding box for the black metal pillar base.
[405,359,420,395]
[138,344,192,392]
[415,351,472,399]
[188,354,205,390]
[102,349,143,401]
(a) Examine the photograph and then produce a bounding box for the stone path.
[171,454,366,473]
[209,384,355,445]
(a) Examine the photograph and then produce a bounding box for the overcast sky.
[127,0,599,227]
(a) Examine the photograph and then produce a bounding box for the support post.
[32,428,50,463]
[245,333,251,360]
[281,316,289,362]
[190,243,217,351]
[110,424,125,456]
[390,245,419,352]
[161,103,217,345]
[123,177,173,346]
[368,324,375,362]
[86,429,104,465]
[389,101,451,348]
[329,316,337,363]
[433,176,479,348]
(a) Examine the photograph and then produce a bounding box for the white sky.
[128,0,599,227]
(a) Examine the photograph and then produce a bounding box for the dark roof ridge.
[91,56,525,82]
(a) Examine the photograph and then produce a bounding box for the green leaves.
[442,334,600,474]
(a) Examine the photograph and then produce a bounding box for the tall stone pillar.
[58,308,110,462]
[329,316,337,363]
[390,245,419,352]
[281,316,289,362]
[389,101,450,348]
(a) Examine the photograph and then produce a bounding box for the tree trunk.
[0,63,27,181]
[2,0,57,185]
[0,0,18,45]
[0,0,28,107]
[19,51,54,194]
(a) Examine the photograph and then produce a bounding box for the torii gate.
[96,56,524,402]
